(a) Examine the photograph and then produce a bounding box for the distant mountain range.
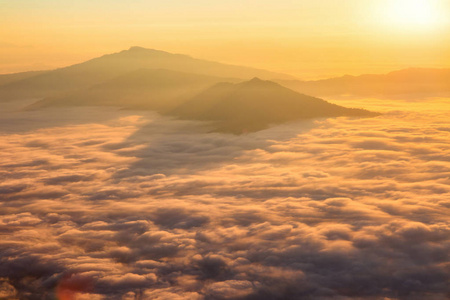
[0,47,382,133]
[277,68,450,99]
[0,46,294,101]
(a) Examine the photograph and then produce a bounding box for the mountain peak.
[124,46,168,54]
[240,77,280,89]
[128,46,147,51]
[0,47,296,101]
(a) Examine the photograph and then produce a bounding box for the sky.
[1,0,450,78]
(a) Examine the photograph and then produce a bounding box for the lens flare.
[384,0,440,28]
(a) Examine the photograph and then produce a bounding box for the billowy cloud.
[0,100,449,299]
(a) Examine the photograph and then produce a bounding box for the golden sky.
[1,0,450,78]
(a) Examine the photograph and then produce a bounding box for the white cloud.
[0,101,449,299]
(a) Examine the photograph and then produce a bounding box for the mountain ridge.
[26,68,240,111]
[277,67,450,99]
[170,77,379,133]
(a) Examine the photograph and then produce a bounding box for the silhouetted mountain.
[27,69,240,111]
[0,47,294,101]
[277,68,450,99]
[170,78,378,133]
[0,70,48,87]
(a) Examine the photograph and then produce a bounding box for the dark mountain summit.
[170,78,379,133]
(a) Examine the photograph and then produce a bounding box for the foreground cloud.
[0,101,449,299]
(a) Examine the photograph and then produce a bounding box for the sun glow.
[384,0,441,28]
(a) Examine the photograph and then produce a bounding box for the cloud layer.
[0,101,449,299]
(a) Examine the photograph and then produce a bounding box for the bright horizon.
[1,0,450,79]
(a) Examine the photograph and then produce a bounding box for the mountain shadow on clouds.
[169,78,380,134]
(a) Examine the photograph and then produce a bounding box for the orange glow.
[1,2,449,300]
[1,1,449,78]
[56,274,93,300]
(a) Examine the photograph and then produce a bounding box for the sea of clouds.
[0,99,449,299]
